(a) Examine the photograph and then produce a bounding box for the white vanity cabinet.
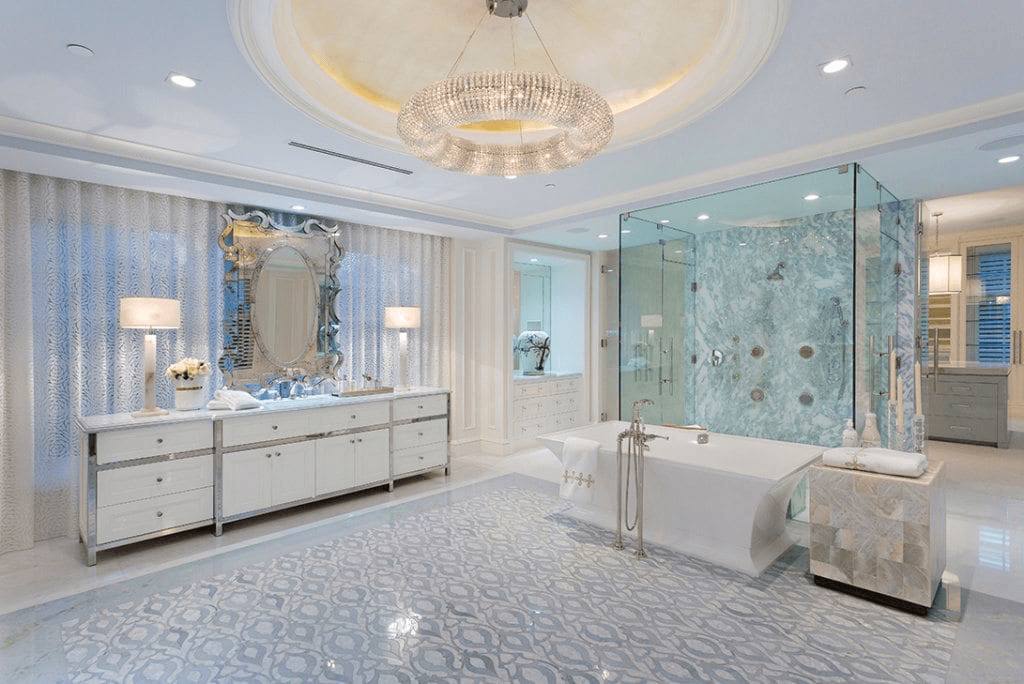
[79,388,450,564]
[511,374,584,444]
[78,412,215,566]
[220,441,315,517]
[315,428,390,496]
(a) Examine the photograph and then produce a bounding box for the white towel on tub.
[822,446,927,478]
[559,437,601,506]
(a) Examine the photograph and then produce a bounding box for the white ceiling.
[1,0,1023,252]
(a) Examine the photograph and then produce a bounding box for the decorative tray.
[336,386,395,397]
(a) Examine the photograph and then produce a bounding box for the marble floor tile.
[0,438,1023,682]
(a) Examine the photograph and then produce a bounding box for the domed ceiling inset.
[231,0,788,158]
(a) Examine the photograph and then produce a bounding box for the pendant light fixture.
[397,0,614,177]
[928,211,962,294]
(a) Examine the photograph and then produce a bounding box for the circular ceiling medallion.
[230,0,788,157]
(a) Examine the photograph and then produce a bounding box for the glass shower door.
[618,216,695,426]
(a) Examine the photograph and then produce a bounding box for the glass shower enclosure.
[617,164,916,450]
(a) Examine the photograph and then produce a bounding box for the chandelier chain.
[446,8,491,78]
[525,11,560,76]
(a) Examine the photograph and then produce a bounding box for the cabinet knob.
[418,432,423,437]
[156,511,163,518]
[266,453,273,458]
[272,425,278,431]
[418,405,424,409]
[357,438,362,443]
[156,476,163,483]
[274,451,281,457]
[418,455,424,460]
[156,438,163,444]
[351,414,357,419]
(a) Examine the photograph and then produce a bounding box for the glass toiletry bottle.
[860,412,881,447]
[842,419,859,447]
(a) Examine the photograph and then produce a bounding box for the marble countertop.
[512,372,582,381]
[77,386,449,432]
[925,362,1010,377]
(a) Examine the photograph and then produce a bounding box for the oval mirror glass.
[252,245,318,367]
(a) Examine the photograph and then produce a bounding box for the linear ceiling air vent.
[288,141,413,175]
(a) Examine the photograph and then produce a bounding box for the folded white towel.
[559,437,601,506]
[212,389,262,411]
[822,446,927,478]
[206,399,231,410]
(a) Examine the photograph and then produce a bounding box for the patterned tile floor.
[2,442,1024,682]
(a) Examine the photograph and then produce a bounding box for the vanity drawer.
[317,400,391,433]
[96,486,212,545]
[544,393,578,414]
[553,378,581,395]
[393,443,447,476]
[220,409,318,447]
[514,382,544,399]
[391,418,447,451]
[97,454,213,507]
[928,416,998,444]
[926,394,997,420]
[392,394,447,421]
[96,423,211,465]
[931,379,998,398]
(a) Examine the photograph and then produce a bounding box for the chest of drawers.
[923,371,1008,448]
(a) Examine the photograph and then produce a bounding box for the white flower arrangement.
[165,357,211,381]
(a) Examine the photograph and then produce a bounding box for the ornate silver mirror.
[219,209,345,389]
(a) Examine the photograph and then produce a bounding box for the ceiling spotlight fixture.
[504,175,518,179]
[396,0,613,177]
[291,204,305,211]
[597,233,609,239]
[66,43,94,57]
[697,214,710,220]
[166,72,198,88]
[545,183,556,189]
[804,193,820,201]
[530,258,539,262]
[621,229,631,234]
[660,219,670,224]
[820,58,850,74]
[998,155,1020,164]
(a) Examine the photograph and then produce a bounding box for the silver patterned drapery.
[0,170,225,552]
[0,172,451,555]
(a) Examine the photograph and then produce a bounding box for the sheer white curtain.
[333,221,450,389]
[0,170,224,553]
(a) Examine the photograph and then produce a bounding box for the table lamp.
[384,306,421,390]
[120,297,181,417]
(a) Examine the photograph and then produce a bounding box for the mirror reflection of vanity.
[509,245,589,447]
[219,209,345,391]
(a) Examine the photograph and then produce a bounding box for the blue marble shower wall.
[693,212,854,446]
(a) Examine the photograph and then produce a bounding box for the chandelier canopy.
[396,1,614,176]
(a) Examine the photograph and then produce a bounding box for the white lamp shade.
[384,306,421,329]
[928,254,963,294]
[119,297,181,329]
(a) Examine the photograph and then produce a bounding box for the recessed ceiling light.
[659,219,670,224]
[504,174,517,180]
[545,183,556,188]
[621,229,631,234]
[291,204,305,211]
[674,250,682,254]
[167,72,198,88]
[844,85,867,96]
[804,193,820,201]
[997,155,1020,164]
[66,43,93,57]
[821,58,850,74]
[597,233,609,239]
[697,214,710,220]
[530,258,538,262]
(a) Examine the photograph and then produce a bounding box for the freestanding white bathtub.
[538,421,823,575]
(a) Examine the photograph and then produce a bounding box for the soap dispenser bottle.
[842,419,859,447]
[860,412,881,447]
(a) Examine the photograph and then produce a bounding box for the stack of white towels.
[822,446,928,478]
[206,389,262,411]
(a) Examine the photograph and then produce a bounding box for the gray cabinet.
[923,371,1008,448]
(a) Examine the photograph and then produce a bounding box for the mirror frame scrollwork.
[218,208,346,389]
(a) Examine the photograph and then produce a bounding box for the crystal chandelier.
[397,0,613,177]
